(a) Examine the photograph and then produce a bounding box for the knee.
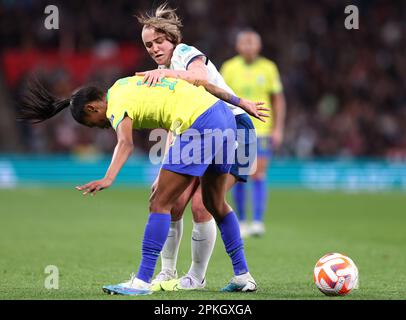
[170,194,189,220]
[171,204,185,221]
[202,196,230,221]
[201,193,214,214]
[191,200,212,223]
[149,197,172,213]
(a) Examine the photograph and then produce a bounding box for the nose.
[151,43,160,54]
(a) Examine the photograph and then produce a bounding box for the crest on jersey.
[257,75,266,85]
[179,44,192,53]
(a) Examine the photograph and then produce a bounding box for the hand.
[271,128,284,149]
[135,69,166,87]
[75,177,113,196]
[239,98,270,123]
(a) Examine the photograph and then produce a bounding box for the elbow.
[126,143,135,154]
[118,140,134,154]
[192,71,208,87]
[198,75,209,87]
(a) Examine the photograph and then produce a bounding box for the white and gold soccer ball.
[313,253,359,296]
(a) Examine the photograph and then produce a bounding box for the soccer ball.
[313,253,359,296]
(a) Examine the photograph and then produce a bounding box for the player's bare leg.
[103,169,194,295]
[160,180,218,291]
[175,184,216,289]
[150,177,198,290]
[171,174,239,290]
[160,173,245,292]
[200,171,257,292]
[225,173,239,191]
[151,178,198,288]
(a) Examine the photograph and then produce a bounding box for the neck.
[243,56,257,64]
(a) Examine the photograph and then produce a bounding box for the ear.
[84,103,97,113]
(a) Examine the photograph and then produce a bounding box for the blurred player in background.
[135,4,261,291]
[221,30,286,237]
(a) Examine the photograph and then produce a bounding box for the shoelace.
[156,270,175,281]
[127,272,137,286]
[180,274,204,287]
[180,276,194,287]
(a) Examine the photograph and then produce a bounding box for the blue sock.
[253,179,267,222]
[218,211,249,275]
[137,213,171,283]
[232,183,246,221]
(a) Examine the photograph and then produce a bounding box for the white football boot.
[239,221,251,238]
[102,273,152,296]
[150,269,178,292]
[250,221,265,237]
[161,273,206,291]
[221,272,257,292]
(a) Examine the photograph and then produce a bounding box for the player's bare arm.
[188,58,271,122]
[135,56,208,87]
[137,57,270,122]
[270,92,286,148]
[201,81,270,123]
[76,116,134,195]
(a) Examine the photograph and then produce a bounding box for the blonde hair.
[136,3,183,45]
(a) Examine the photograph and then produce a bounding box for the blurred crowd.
[0,0,405,159]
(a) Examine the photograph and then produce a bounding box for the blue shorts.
[162,100,237,177]
[229,113,257,183]
[257,136,272,158]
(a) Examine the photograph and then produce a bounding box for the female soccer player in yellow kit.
[221,30,287,237]
[18,75,262,295]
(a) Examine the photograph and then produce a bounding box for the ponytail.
[18,80,105,126]
[18,80,70,123]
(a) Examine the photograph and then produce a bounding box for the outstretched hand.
[75,177,113,196]
[135,69,166,87]
[239,98,270,122]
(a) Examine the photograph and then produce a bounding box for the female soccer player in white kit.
[135,4,260,291]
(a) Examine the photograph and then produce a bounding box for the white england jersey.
[159,43,245,116]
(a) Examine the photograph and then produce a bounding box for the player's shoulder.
[171,43,207,69]
[221,55,242,69]
[257,56,278,69]
[256,57,281,78]
[110,76,138,88]
[173,43,203,56]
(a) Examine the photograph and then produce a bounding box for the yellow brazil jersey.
[106,76,218,135]
[220,56,283,136]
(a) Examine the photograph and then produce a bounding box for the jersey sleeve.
[106,89,133,131]
[172,43,208,70]
[267,62,283,94]
[219,61,231,84]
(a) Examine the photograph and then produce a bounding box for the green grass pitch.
[0,187,405,300]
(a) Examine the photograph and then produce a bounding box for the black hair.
[17,79,104,126]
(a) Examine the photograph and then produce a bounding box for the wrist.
[164,69,174,78]
[104,176,114,183]
[230,95,241,106]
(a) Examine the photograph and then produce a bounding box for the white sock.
[161,219,183,272]
[188,218,217,282]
